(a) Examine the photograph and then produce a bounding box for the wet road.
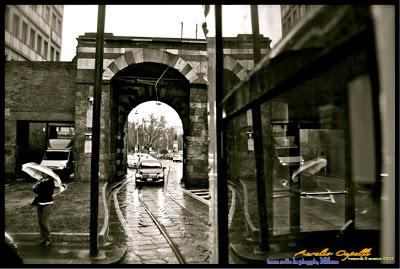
[107,160,210,264]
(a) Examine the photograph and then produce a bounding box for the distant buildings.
[5,5,63,61]
[280,5,318,36]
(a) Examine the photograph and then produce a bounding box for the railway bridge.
[5,33,271,187]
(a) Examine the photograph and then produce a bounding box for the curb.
[9,180,127,264]
[9,182,111,244]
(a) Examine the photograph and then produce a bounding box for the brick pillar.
[185,85,209,188]
[74,83,93,182]
[74,82,112,183]
[4,115,17,178]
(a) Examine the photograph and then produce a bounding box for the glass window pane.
[37,35,42,54]
[43,40,48,59]
[224,112,260,244]
[30,29,35,49]
[5,6,10,31]
[22,22,28,43]
[12,14,20,37]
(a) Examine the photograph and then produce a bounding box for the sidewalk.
[6,180,127,265]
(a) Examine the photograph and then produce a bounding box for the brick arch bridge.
[5,33,271,187]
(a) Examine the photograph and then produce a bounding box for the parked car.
[40,139,74,182]
[135,159,166,185]
[128,153,155,169]
[158,153,172,160]
[172,154,183,162]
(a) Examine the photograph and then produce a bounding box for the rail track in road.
[136,164,209,264]
[138,190,187,264]
[112,163,209,264]
[166,192,209,226]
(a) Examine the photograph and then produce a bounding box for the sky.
[60,5,282,128]
[128,101,183,130]
[61,5,282,61]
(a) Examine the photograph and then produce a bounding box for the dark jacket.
[33,178,55,204]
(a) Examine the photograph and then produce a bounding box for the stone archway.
[102,48,199,83]
[99,48,210,187]
[74,46,248,188]
[109,62,190,180]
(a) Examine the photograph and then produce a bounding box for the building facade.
[280,5,319,36]
[5,5,63,61]
[5,33,270,188]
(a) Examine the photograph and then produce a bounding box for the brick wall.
[184,85,209,188]
[5,61,76,178]
[5,62,76,116]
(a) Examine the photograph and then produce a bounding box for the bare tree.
[127,113,180,153]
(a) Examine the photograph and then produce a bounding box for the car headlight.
[135,173,142,178]
[157,173,164,178]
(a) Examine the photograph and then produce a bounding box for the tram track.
[166,192,209,226]
[113,179,187,264]
[112,162,209,264]
[138,190,187,264]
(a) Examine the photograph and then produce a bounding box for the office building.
[5,5,63,61]
[280,5,319,36]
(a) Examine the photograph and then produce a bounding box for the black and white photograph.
[3,4,397,267]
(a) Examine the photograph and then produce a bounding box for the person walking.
[32,176,55,247]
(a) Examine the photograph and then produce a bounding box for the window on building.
[5,6,10,31]
[22,21,28,44]
[52,13,57,29]
[57,19,62,34]
[43,40,48,59]
[300,5,306,17]
[50,47,55,61]
[55,51,60,61]
[12,14,20,38]
[293,9,298,24]
[37,35,42,55]
[30,29,35,49]
[37,5,42,15]
[44,6,50,22]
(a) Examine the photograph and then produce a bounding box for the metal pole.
[90,4,105,258]
[250,4,269,251]
[214,5,228,264]
[136,125,138,152]
[250,5,261,64]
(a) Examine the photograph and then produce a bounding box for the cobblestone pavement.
[108,160,210,264]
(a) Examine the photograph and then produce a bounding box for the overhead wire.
[116,53,170,105]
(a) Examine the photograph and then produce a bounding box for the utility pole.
[90,4,105,258]
[180,22,183,39]
[136,125,139,152]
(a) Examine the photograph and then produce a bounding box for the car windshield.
[43,151,69,160]
[140,161,161,168]
[132,153,154,159]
